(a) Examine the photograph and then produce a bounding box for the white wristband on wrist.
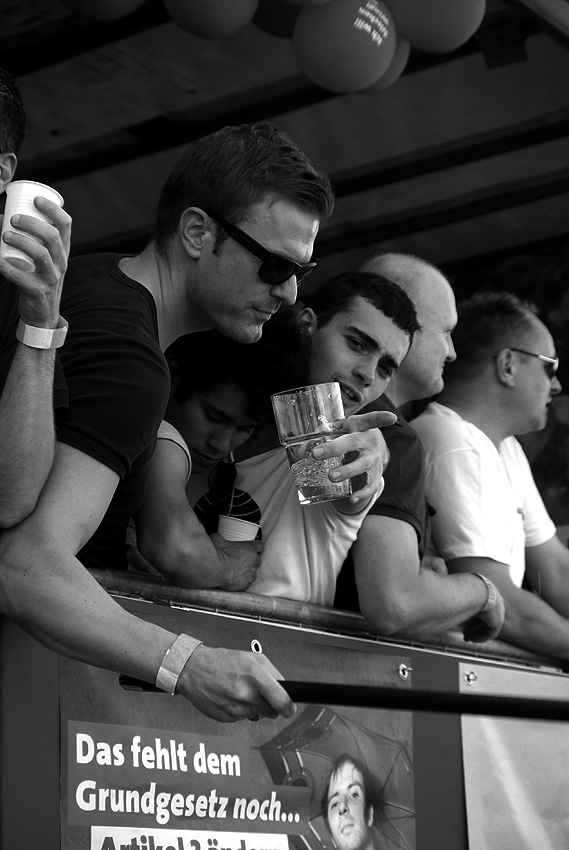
[16,316,68,350]
[156,634,203,696]
[474,573,498,613]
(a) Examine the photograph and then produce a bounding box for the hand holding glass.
[271,382,351,505]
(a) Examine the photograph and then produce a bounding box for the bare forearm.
[449,556,569,660]
[497,590,569,659]
[140,528,233,589]
[0,529,294,722]
[360,566,487,637]
[0,344,56,525]
[525,537,569,620]
[0,529,175,680]
[353,517,488,637]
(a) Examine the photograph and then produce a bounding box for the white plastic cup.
[271,381,351,505]
[0,180,64,271]
[218,515,261,542]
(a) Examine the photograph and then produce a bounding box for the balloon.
[164,0,259,38]
[370,37,410,89]
[293,0,397,93]
[389,0,486,53]
[253,0,300,37]
[60,0,146,20]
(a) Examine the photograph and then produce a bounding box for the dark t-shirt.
[334,393,431,612]
[54,254,170,570]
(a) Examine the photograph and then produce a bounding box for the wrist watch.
[16,316,68,349]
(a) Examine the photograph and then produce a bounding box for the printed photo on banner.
[64,706,414,850]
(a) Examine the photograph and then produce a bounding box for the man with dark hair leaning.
[0,122,392,721]
[335,254,506,643]
[130,270,416,601]
[413,291,569,661]
[0,67,72,525]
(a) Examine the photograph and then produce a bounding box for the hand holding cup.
[0,180,71,328]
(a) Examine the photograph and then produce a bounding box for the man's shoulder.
[63,253,150,302]
[362,393,421,451]
[66,252,123,276]
[412,402,471,448]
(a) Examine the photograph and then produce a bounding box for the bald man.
[334,253,505,643]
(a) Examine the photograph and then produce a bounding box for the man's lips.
[254,305,279,321]
[339,382,363,408]
[192,450,223,467]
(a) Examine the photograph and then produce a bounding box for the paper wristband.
[16,316,68,349]
[156,634,203,695]
[474,573,498,613]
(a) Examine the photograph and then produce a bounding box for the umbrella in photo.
[260,705,415,850]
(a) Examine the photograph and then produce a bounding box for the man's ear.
[367,805,374,827]
[179,207,215,259]
[0,152,17,194]
[495,348,516,387]
[297,306,319,336]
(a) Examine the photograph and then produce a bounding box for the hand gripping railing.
[119,675,569,722]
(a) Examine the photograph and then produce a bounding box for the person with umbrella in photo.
[324,754,379,850]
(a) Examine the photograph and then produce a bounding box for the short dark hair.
[302,271,420,343]
[154,121,334,256]
[167,313,311,424]
[0,67,25,156]
[444,290,539,382]
[322,754,375,825]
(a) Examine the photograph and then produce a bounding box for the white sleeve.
[157,420,192,483]
[425,445,522,565]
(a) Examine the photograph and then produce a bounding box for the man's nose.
[270,276,297,306]
[209,428,234,454]
[354,359,375,388]
[551,375,562,395]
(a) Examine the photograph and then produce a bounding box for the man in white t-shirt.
[135,270,419,604]
[412,291,569,660]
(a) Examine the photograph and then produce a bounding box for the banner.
[59,605,416,850]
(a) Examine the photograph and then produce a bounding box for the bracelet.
[16,316,68,350]
[156,634,203,696]
[473,573,498,613]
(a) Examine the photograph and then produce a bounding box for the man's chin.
[432,375,445,396]
[228,323,263,344]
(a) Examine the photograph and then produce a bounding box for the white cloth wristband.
[474,573,498,613]
[16,316,68,349]
[156,634,203,696]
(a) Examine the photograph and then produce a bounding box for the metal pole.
[119,676,569,722]
[282,681,569,722]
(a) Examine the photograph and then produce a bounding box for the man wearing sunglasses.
[130,270,417,603]
[0,121,333,724]
[411,291,569,662]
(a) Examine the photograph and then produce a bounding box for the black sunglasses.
[510,348,559,380]
[209,213,317,286]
